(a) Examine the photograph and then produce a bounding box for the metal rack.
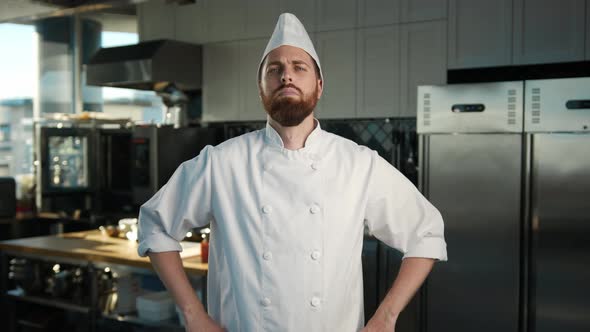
[0,249,202,332]
[1,251,97,332]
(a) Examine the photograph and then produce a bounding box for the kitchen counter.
[0,230,208,275]
[0,230,207,332]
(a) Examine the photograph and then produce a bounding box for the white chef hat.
[258,13,323,82]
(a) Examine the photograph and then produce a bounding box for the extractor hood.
[86,39,202,91]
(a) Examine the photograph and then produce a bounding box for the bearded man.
[138,13,447,332]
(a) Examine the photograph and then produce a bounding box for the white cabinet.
[202,0,245,42]
[356,26,401,118]
[174,1,208,44]
[448,0,512,68]
[357,0,401,27]
[202,42,240,122]
[513,0,585,65]
[400,21,447,118]
[282,0,317,31]
[400,0,447,22]
[239,39,268,121]
[315,30,356,119]
[244,0,282,39]
[137,0,176,41]
[316,0,357,31]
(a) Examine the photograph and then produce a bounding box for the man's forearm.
[373,257,435,326]
[148,251,207,319]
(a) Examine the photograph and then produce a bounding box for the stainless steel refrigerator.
[417,82,524,332]
[524,77,590,332]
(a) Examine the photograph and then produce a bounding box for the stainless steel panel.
[525,77,590,132]
[530,134,590,331]
[425,134,522,332]
[417,81,523,134]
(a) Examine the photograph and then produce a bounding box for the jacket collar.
[264,118,322,153]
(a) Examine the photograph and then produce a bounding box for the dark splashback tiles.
[321,119,396,163]
[215,118,418,184]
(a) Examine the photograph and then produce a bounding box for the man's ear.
[316,79,324,100]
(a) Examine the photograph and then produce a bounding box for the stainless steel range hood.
[86,39,202,91]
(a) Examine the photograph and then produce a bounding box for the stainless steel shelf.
[6,293,91,314]
[101,312,184,330]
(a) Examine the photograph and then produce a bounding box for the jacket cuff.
[403,237,448,261]
[137,232,183,257]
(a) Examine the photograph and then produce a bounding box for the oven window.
[48,136,88,188]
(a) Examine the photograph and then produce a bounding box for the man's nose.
[281,68,293,83]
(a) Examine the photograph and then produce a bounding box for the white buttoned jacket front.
[138,120,447,332]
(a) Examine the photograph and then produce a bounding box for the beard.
[261,84,319,127]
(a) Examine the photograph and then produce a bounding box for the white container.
[136,291,176,321]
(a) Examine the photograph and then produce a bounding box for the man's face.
[259,45,323,127]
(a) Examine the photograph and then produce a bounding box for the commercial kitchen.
[0,0,588,331]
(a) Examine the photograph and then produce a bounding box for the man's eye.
[295,66,306,71]
[267,68,278,74]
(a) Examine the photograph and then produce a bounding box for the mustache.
[274,84,302,95]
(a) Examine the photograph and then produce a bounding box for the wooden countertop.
[0,230,208,275]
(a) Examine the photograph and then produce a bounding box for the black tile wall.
[216,118,418,185]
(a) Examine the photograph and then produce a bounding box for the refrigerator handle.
[451,104,486,113]
[525,134,537,332]
[565,100,590,110]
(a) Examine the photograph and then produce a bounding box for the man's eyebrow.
[292,60,311,66]
[265,60,283,67]
[265,59,311,67]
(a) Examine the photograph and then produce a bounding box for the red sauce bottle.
[200,239,209,263]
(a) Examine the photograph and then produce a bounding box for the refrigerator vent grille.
[507,89,517,125]
[423,93,431,127]
[531,88,541,124]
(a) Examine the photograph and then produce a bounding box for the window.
[0,7,166,178]
[97,30,165,123]
[0,23,36,176]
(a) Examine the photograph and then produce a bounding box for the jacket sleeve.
[137,145,215,257]
[364,151,447,261]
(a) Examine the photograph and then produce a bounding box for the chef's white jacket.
[138,120,447,332]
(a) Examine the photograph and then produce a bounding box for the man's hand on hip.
[185,311,226,332]
[360,308,397,332]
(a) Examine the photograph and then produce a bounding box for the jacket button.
[261,297,271,307]
[262,205,272,214]
[310,297,321,307]
[311,251,321,260]
[309,204,320,214]
[263,252,272,260]
[311,163,319,170]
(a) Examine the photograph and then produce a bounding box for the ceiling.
[0,1,59,22]
[32,0,115,7]
[0,0,138,33]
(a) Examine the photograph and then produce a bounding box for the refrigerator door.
[530,134,590,331]
[417,81,523,134]
[424,134,522,332]
[525,78,590,132]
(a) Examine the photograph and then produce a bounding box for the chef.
[138,13,447,332]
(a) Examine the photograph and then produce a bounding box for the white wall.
[138,0,590,121]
